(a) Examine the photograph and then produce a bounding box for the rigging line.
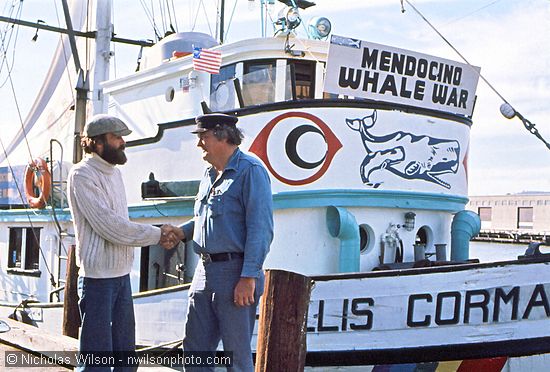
[6,58,34,163]
[150,0,161,38]
[0,135,57,285]
[404,1,550,150]
[403,0,509,105]
[200,0,214,37]
[292,36,323,67]
[52,0,75,103]
[163,0,175,34]
[445,0,505,26]
[190,0,202,31]
[0,1,16,75]
[162,0,169,33]
[158,0,167,36]
[162,0,174,35]
[138,0,161,41]
[152,202,167,217]
[0,1,22,88]
[222,0,238,41]
[155,0,167,38]
[265,1,274,37]
[169,0,178,32]
[191,0,214,37]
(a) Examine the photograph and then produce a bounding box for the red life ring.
[24,158,52,209]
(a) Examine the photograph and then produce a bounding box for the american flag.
[192,47,222,74]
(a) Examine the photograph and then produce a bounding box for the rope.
[0,0,22,87]
[52,0,76,106]
[137,339,182,354]
[403,0,550,150]
[221,0,238,42]
[403,0,509,105]
[139,0,162,41]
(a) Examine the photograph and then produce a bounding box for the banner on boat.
[324,35,480,117]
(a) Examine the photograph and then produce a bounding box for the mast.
[220,0,225,44]
[215,0,226,44]
[92,0,113,116]
[61,0,88,164]
[61,0,113,164]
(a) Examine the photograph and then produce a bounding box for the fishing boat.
[1,0,550,370]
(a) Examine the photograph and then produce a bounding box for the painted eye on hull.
[249,112,343,186]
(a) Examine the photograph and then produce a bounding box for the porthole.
[359,224,375,254]
[165,87,175,102]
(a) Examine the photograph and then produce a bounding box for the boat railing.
[474,228,550,244]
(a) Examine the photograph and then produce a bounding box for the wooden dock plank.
[0,342,70,371]
[0,318,174,371]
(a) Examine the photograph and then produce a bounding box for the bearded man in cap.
[178,113,273,371]
[67,114,182,371]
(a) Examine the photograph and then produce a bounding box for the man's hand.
[233,277,256,307]
[160,224,185,249]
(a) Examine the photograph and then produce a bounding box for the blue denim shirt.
[181,148,274,278]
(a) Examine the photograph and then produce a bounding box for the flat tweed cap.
[83,114,132,137]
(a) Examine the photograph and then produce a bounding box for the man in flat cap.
[178,113,273,371]
[67,114,182,371]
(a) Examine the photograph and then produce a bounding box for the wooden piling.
[62,244,80,339]
[255,269,313,372]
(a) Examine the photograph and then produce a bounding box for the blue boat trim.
[273,189,468,212]
[127,202,194,219]
[0,190,467,222]
[128,190,467,219]
[0,208,72,223]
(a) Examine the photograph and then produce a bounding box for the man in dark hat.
[67,114,182,371]
[178,113,273,371]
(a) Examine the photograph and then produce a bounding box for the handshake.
[159,224,185,249]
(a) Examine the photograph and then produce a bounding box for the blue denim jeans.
[183,258,263,372]
[77,275,137,372]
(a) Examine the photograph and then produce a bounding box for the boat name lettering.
[407,284,550,327]
[307,298,374,332]
[307,284,550,334]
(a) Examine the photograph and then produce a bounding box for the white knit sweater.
[68,153,161,278]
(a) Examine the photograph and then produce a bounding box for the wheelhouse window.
[210,63,237,112]
[210,59,319,110]
[242,60,277,106]
[8,227,41,273]
[287,60,315,100]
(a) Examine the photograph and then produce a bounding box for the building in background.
[467,192,550,243]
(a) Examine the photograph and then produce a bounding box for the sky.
[1,0,549,196]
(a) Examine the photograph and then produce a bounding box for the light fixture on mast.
[307,16,331,40]
[274,0,315,35]
[31,20,45,42]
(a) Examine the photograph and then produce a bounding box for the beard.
[100,142,127,165]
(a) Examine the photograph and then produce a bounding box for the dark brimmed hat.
[192,113,238,134]
[83,114,132,137]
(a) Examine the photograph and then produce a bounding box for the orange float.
[24,158,51,209]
